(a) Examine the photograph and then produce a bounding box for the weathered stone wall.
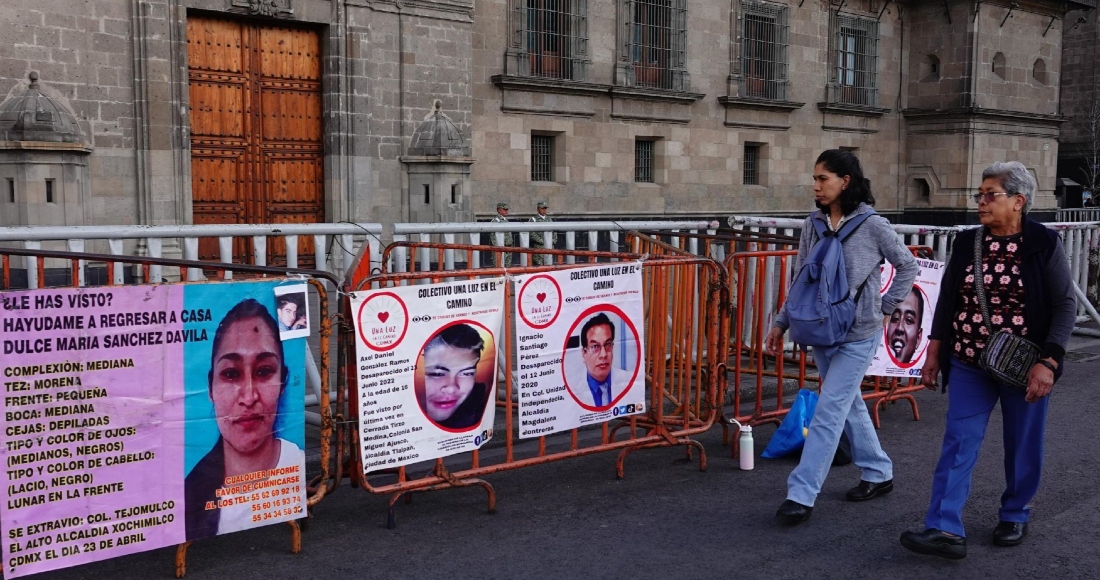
[471,0,907,219]
[1059,6,1100,170]
[0,0,137,226]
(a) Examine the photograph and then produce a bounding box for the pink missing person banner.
[1,281,307,578]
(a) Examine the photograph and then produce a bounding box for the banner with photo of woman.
[0,280,307,579]
[867,258,946,378]
[349,278,504,474]
[512,262,646,438]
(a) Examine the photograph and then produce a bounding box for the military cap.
[497,202,510,210]
[536,201,549,209]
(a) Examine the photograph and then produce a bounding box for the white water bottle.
[738,425,754,471]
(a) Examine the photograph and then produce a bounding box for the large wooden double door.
[187,15,323,265]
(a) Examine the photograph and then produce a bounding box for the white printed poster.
[867,258,945,378]
[513,262,646,438]
[350,279,504,473]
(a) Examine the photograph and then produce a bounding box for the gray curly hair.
[981,161,1036,214]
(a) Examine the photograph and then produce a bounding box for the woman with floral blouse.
[899,162,1077,559]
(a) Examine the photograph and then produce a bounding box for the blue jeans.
[787,335,893,507]
[923,357,1049,537]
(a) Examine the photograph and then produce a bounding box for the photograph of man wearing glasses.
[565,312,635,410]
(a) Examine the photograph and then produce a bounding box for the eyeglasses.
[583,341,615,355]
[970,191,1013,204]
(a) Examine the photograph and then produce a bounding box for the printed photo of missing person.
[883,284,931,367]
[563,309,640,411]
[414,322,496,432]
[184,297,305,540]
[274,284,309,340]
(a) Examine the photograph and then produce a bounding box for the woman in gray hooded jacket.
[765,149,918,525]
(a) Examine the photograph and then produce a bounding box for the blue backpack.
[785,210,875,348]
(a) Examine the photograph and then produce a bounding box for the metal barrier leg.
[615,437,707,480]
[385,477,496,530]
[286,520,302,554]
[175,542,192,578]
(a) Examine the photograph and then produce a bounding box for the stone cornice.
[816,102,890,117]
[0,140,93,153]
[490,75,706,105]
[902,107,1064,126]
[490,75,611,97]
[718,96,805,112]
[608,86,705,104]
[399,155,475,165]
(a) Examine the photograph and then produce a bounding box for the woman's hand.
[1025,360,1056,403]
[920,359,940,391]
[765,327,785,357]
[920,339,942,391]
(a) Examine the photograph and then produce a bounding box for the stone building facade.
[0,0,1091,236]
[1058,2,1099,202]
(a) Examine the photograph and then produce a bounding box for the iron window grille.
[737,1,789,100]
[743,144,760,185]
[532,135,554,182]
[509,0,590,81]
[629,0,687,90]
[635,139,655,183]
[829,14,878,107]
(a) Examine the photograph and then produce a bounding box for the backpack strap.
[810,212,830,241]
[834,210,876,303]
[835,209,876,242]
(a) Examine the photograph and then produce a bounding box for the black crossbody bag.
[971,229,1040,389]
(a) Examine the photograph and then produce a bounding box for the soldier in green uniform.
[529,201,557,266]
[489,202,512,267]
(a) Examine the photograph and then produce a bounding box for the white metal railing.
[0,223,382,288]
[1056,208,1100,223]
[0,220,720,289]
[726,216,1100,343]
[388,220,718,273]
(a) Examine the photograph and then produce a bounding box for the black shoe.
[846,479,894,502]
[776,500,812,525]
[899,528,967,560]
[992,521,1028,547]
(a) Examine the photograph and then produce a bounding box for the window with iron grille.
[532,135,554,182]
[831,15,878,107]
[743,144,760,185]
[630,0,687,90]
[635,139,654,183]
[738,1,789,100]
[509,0,589,81]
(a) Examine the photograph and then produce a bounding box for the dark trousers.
[923,357,1050,537]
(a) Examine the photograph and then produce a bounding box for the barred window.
[509,0,589,81]
[739,1,789,100]
[830,15,878,106]
[532,135,554,182]
[630,0,687,90]
[635,139,654,183]
[743,144,760,185]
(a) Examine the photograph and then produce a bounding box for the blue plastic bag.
[761,389,818,459]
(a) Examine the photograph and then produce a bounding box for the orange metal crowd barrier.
[336,239,728,528]
[0,247,336,577]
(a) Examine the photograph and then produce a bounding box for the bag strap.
[835,209,875,241]
[971,228,995,336]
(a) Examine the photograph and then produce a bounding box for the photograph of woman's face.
[211,316,283,455]
[421,343,479,423]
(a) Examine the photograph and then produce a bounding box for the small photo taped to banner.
[274,283,310,340]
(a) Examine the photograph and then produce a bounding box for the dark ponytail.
[815,149,875,216]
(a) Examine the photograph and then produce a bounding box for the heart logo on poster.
[536,292,547,303]
[378,312,390,323]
